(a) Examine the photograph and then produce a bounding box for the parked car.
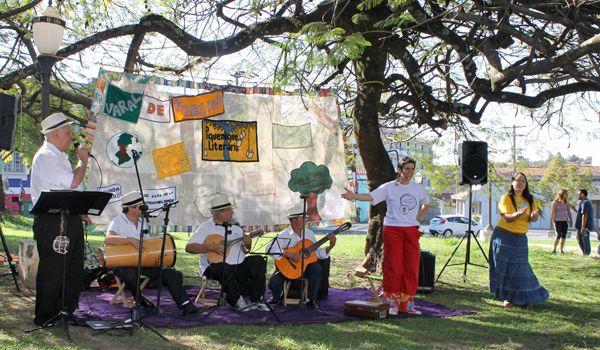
[429,215,481,238]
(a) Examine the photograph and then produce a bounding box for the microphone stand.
[299,194,309,307]
[153,201,178,314]
[202,222,232,320]
[96,149,167,340]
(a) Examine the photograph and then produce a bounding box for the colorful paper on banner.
[202,120,258,162]
[141,95,171,123]
[143,187,177,211]
[102,84,143,124]
[171,90,224,122]
[272,123,313,149]
[152,142,192,179]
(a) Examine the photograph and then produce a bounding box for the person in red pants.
[341,156,430,314]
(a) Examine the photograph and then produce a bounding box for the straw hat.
[121,191,143,207]
[288,204,305,219]
[210,195,232,211]
[41,112,73,134]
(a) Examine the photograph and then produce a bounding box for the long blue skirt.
[489,227,549,305]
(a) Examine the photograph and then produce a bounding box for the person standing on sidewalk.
[575,189,594,256]
[550,189,573,254]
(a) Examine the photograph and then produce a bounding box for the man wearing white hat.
[186,195,269,311]
[105,191,201,316]
[30,112,91,326]
[266,204,336,309]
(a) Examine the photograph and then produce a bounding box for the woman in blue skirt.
[489,172,549,308]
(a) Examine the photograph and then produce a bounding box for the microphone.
[74,141,95,159]
[163,200,179,208]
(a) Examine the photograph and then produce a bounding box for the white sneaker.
[235,295,251,312]
[253,302,270,312]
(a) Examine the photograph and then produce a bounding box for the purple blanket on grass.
[74,286,477,327]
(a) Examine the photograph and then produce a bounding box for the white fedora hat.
[121,191,143,207]
[288,204,305,219]
[210,195,232,211]
[41,112,74,134]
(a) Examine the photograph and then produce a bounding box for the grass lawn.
[0,214,598,349]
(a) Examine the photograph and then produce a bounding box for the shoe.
[387,303,399,316]
[138,296,155,311]
[182,302,202,316]
[552,250,556,255]
[267,297,280,304]
[405,301,422,315]
[234,296,250,312]
[253,302,270,312]
[503,300,513,308]
[306,300,320,310]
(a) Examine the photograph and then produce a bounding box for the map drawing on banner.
[140,95,171,123]
[103,84,143,124]
[143,187,177,211]
[152,142,192,179]
[171,90,224,122]
[96,183,122,203]
[106,132,143,168]
[272,123,313,149]
[202,119,258,162]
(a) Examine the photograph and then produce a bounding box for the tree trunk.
[352,44,396,273]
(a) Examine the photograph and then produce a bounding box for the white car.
[429,215,481,238]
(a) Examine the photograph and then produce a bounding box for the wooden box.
[344,300,389,319]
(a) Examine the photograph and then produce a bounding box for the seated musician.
[185,195,269,311]
[105,191,201,316]
[267,205,336,309]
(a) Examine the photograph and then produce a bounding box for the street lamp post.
[32,6,65,118]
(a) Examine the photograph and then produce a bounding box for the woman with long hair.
[550,189,573,254]
[489,172,549,308]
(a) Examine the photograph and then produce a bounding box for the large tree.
[1,0,599,270]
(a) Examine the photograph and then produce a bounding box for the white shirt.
[30,141,78,205]
[267,226,330,260]
[106,213,143,239]
[370,180,429,227]
[187,219,246,276]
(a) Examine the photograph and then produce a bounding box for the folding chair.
[194,275,219,306]
[110,275,151,306]
[283,279,308,306]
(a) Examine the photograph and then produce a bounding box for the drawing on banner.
[96,183,122,203]
[152,142,192,179]
[171,90,224,122]
[202,119,258,162]
[144,187,177,211]
[102,84,143,124]
[106,132,143,168]
[243,170,277,196]
[272,123,313,149]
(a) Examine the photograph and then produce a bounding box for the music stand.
[25,190,111,342]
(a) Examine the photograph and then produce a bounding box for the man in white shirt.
[185,195,268,311]
[30,113,91,326]
[267,205,336,309]
[105,191,200,317]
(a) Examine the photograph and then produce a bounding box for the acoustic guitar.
[275,222,351,279]
[204,229,264,264]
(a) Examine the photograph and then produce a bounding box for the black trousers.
[33,214,84,325]
[269,257,331,301]
[204,255,267,307]
[115,267,190,308]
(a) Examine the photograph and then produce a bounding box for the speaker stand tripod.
[436,185,489,283]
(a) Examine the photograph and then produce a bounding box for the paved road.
[314,223,599,242]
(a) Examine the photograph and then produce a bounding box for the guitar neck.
[226,229,263,246]
[305,223,351,254]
